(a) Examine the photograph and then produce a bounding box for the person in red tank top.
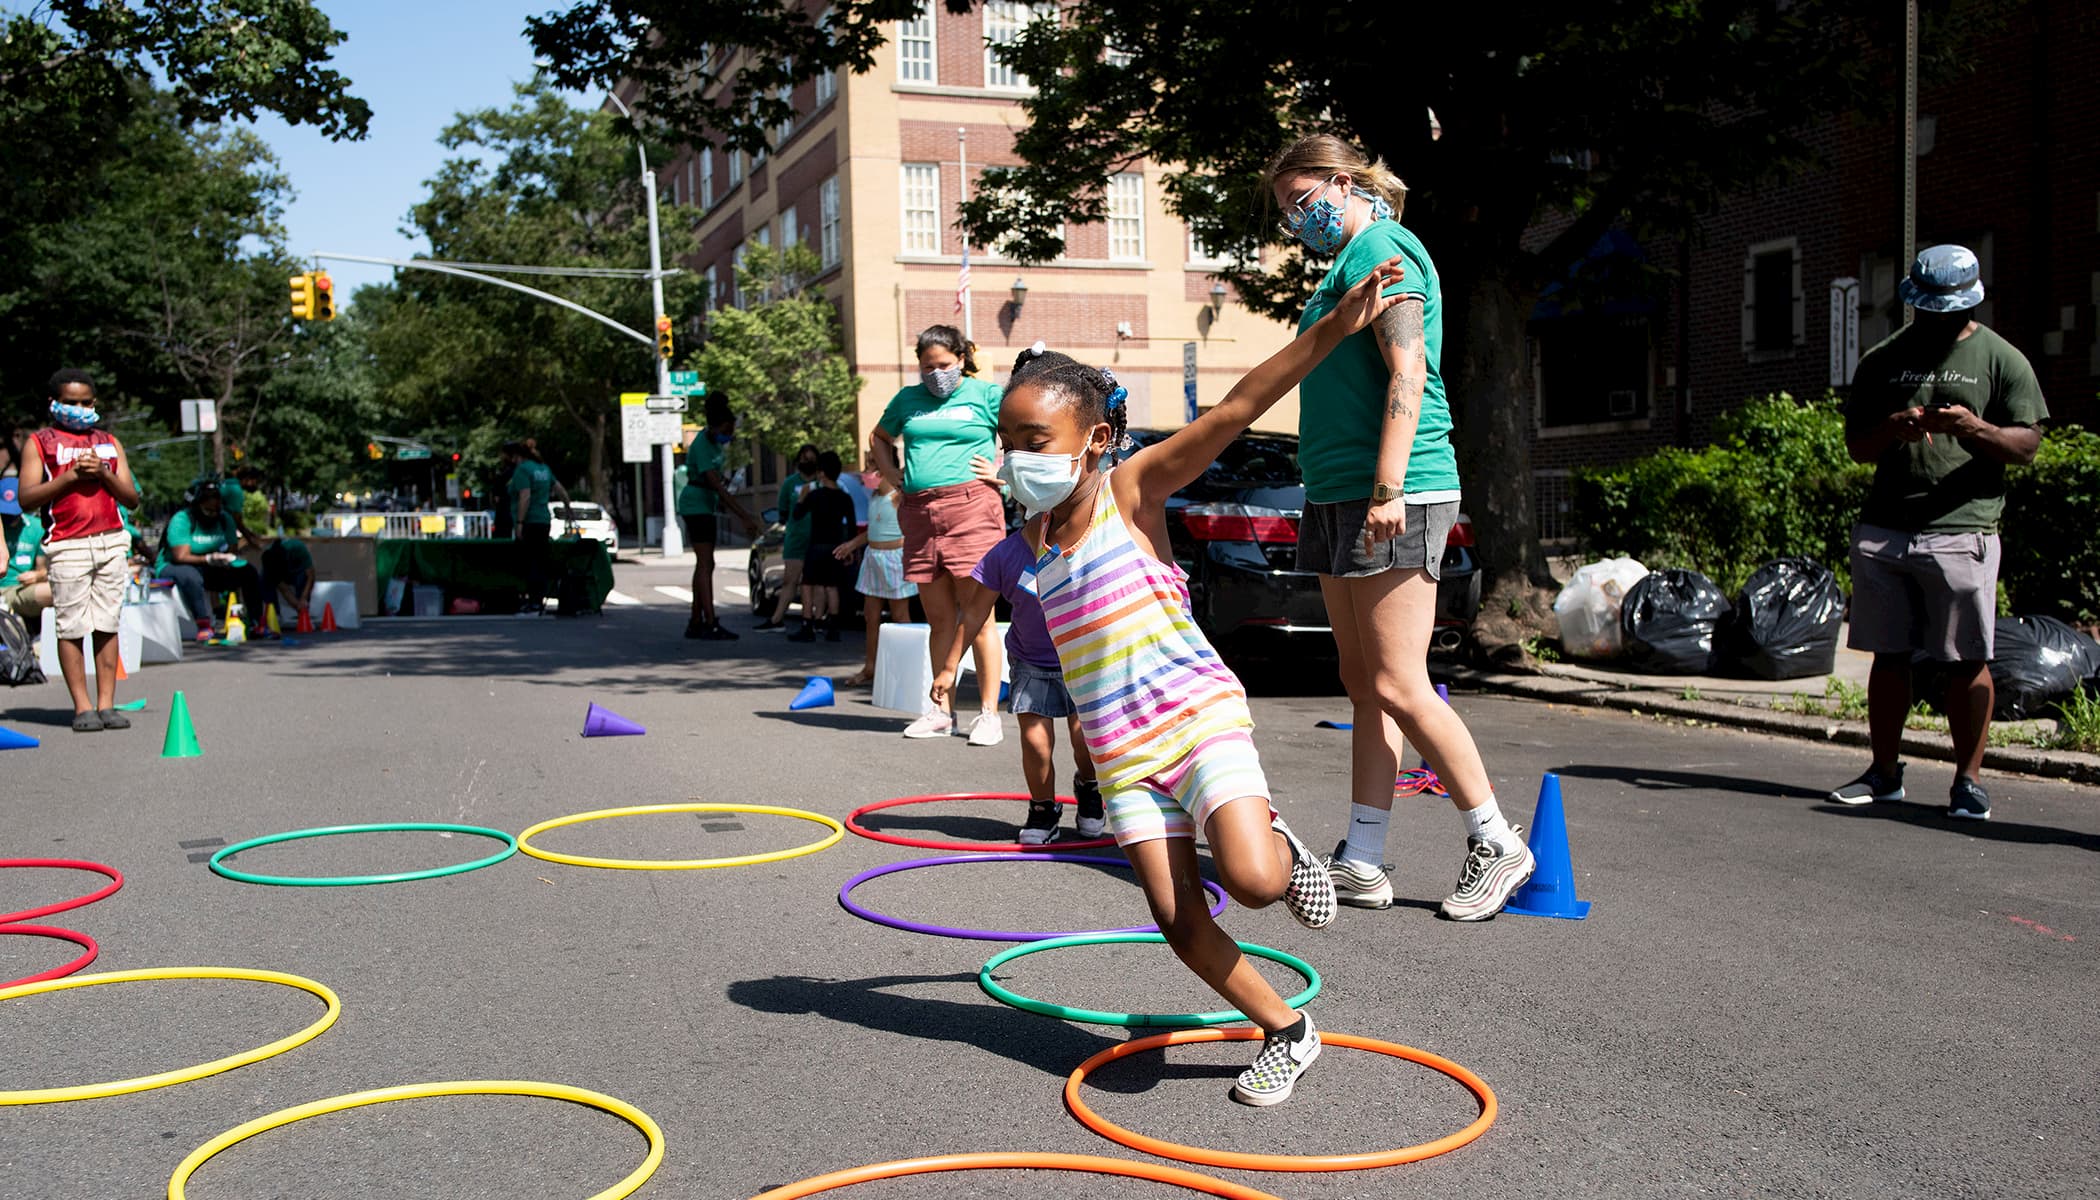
[17,369,141,731]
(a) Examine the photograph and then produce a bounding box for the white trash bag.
[1553,557,1650,660]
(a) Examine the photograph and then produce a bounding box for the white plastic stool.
[871,622,1011,714]
[36,615,142,678]
[306,580,361,629]
[126,597,184,664]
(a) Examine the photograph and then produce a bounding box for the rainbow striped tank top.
[1030,470,1252,789]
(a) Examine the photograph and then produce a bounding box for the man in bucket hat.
[1829,245,2048,820]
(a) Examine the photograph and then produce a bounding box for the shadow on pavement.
[753,710,907,734]
[725,972,1120,1076]
[1,706,88,728]
[1551,763,1825,801]
[1813,800,2100,853]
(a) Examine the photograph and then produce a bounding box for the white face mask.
[921,365,963,398]
[998,448,1085,516]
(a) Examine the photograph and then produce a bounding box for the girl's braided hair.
[1008,341,1129,453]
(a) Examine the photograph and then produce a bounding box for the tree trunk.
[586,409,607,507]
[1447,267,1553,590]
[213,378,235,475]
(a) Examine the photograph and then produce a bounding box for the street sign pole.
[1183,342,1199,424]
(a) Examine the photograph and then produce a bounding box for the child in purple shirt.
[934,528,1104,843]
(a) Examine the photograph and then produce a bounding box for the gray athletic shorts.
[1846,523,2000,663]
[1296,499,1458,579]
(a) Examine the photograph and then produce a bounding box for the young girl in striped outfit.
[933,256,1408,1105]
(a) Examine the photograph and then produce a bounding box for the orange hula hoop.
[749,1151,1281,1199]
[1062,1027,1496,1172]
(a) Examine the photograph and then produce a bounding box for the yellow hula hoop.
[0,966,340,1105]
[516,803,845,870]
[167,1079,666,1200]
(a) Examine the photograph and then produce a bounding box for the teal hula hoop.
[978,932,1321,1027]
[209,823,518,886]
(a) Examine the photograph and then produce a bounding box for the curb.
[1443,665,2100,787]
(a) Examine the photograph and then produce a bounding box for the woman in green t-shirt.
[504,439,570,613]
[1264,133,1530,922]
[868,325,1006,744]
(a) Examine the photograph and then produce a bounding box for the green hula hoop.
[978,932,1320,1027]
[209,823,518,887]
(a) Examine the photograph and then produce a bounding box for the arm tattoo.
[1386,377,1415,421]
[1376,297,1424,353]
[1378,299,1427,420]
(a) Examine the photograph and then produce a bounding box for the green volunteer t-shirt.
[157,507,237,572]
[280,537,313,572]
[3,514,44,589]
[1845,323,2050,534]
[1295,218,1459,505]
[218,478,245,518]
[678,437,725,516]
[877,376,1002,493]
[508,460,554,525]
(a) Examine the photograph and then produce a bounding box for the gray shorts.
[1847,523,2000,663]
[1007,658,1075,718]
[1296,499,1458,579]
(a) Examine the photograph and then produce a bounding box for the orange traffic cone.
[319,603,338,632]
[295,606,314,634]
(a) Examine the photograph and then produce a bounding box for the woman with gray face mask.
[868,325,1008,745]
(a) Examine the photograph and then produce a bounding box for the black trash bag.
[1619,568,1730,674]
[1726,557,1845,680]
[1989,614,2100,720]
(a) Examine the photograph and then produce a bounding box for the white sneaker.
[902,709,954,739]
[966,711,1004,746]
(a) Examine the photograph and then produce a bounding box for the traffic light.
[656,315,674,359]
[289,273,315,320]
[366,441,384,460]
[312,271,336,321]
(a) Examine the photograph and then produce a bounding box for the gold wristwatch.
[1370,482,1402,503]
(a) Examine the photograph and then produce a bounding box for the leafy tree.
[691,242,862,463]
[0,1,369,140]
[360,80,702,509]
[528,1,1980,598]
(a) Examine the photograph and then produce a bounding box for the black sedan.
[1123,428,1480,658]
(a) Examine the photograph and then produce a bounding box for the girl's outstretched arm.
[1125,256,1409,503]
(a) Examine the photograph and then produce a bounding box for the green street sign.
[668,370,706,397]
[396,447,432,461]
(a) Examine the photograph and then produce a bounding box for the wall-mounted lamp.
[1208,281,1228,314]
[1010,277,1028,309]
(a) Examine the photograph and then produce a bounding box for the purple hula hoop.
[838,853,1228,941]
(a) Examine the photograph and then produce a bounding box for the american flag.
[955,242,971,314]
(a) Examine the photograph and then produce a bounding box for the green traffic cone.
[160,690,202,759]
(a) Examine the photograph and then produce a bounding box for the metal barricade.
[317,511,494,540]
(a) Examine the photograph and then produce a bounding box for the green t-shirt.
[157,507,237,572]
[1845,323,2050,534]
[877,376,1002,493]
[508,460,554,525]
[280,537,313,572]
[3,514,44,589]
[678,437,725,515]
[1295,219,1459,504]
[218,478,245,518]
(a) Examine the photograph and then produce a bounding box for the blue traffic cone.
[790,676,834,711]
[0,725,39,750]
[1503,773,1591,919]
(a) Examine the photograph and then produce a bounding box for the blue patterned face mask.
[50,399,100,432]
[1281,175,1395,257]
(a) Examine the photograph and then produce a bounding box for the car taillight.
[1180,503,1299,544]
[1446,515,1475,548]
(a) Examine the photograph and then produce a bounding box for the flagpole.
[957,125,973,344]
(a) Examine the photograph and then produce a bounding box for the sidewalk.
[1445,629,2100,786]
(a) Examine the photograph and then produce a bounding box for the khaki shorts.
[1847,523,1999,663]
[46,530,130,640]
[899,481,1006,583]
[0,580,48,619]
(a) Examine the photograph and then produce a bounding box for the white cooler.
[37,614,142,678]
[871,621,1011,714]
[124,595,184,663]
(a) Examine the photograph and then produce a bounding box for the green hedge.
[1570,393,2100,622]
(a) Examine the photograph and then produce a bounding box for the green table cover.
[373,538,614,613]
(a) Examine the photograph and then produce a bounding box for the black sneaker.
[683,619,709,639]
[1948,775,1991,820]
[1018,800,1062,846]
[1272,816,1337,929]
[787,623,816,643]
[1073,775,1106,840]
[1232,1013,1320,1106]
[755,617,786,632]
[701,622,739,641]
[1829,762,1905,805]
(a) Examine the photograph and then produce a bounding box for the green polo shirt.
[1295,218,1460,504]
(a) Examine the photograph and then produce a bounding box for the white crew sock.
[1340,803,1390,868]
[1463,794,1523,853]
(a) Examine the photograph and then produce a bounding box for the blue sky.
[241,0,591,301]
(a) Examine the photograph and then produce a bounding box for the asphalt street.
[2,555,2094,1199]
